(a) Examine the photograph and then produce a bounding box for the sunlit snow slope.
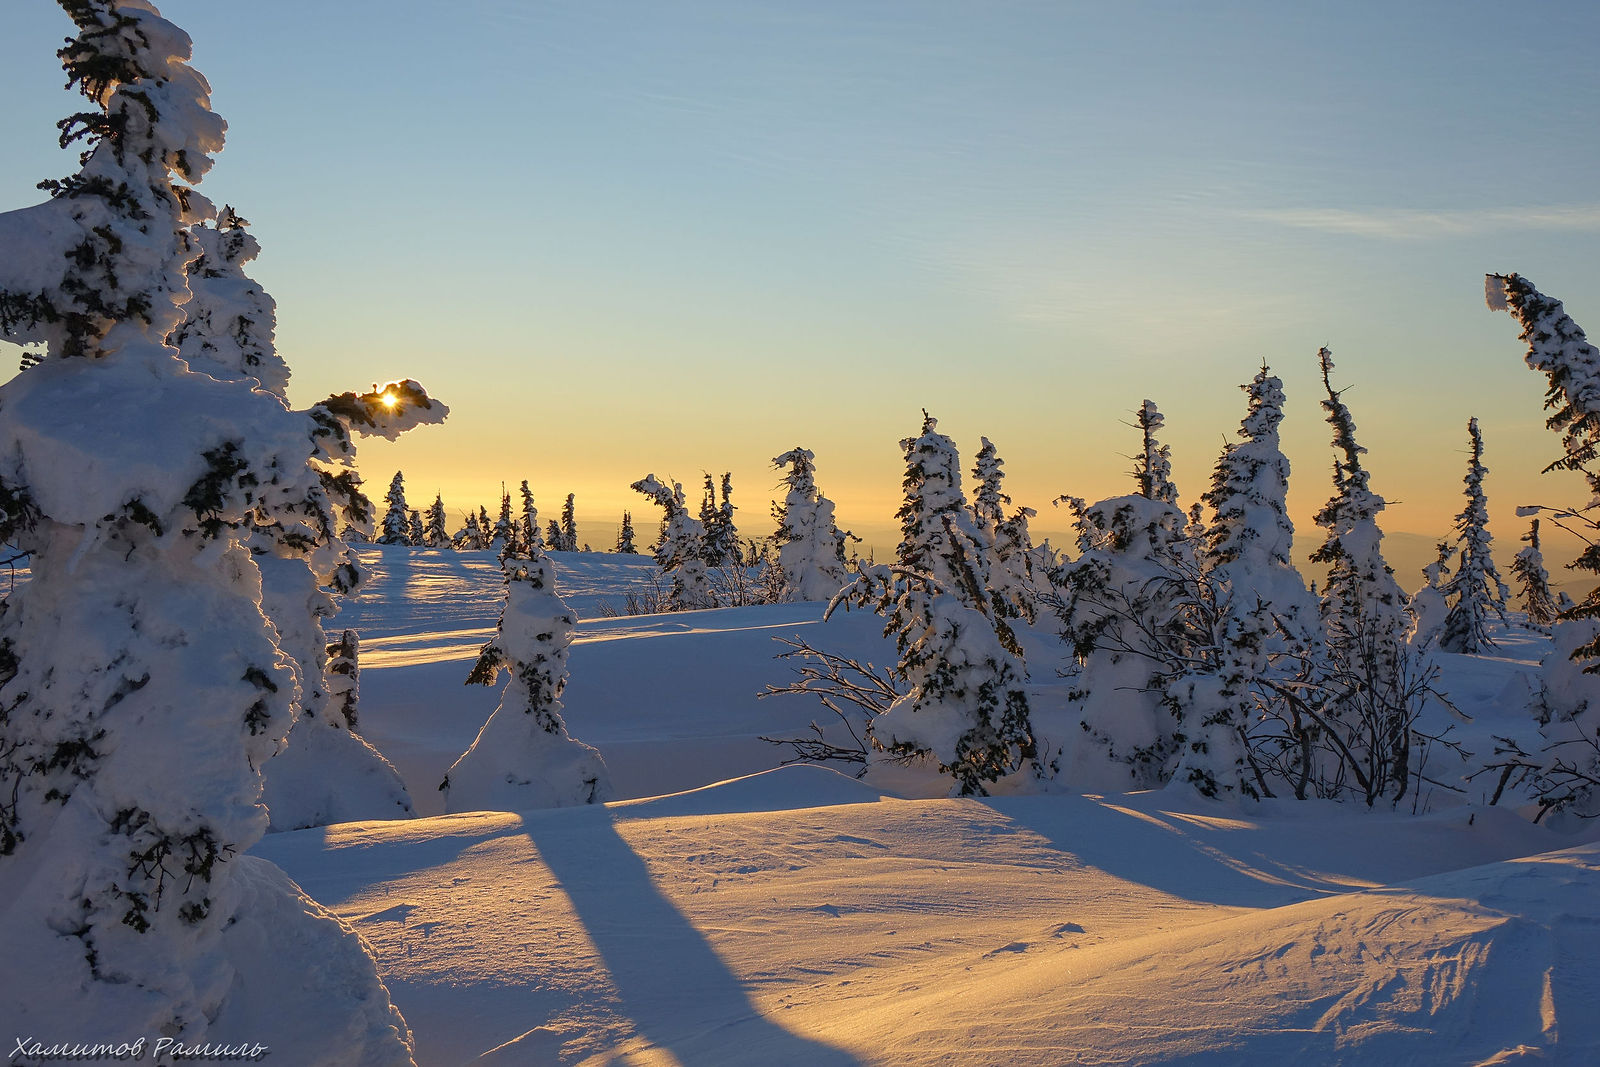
[249,547,1599,1065]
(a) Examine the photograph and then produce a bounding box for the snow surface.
[245,548,1600,1064]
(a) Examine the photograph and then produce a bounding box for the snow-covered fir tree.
[1309,347,1421,805]
[1173,366,1326,800]
[424,492,449,548]
[771,446,850,602]
[489,487,514,553]
[832,414,1031,795]
[1134,399,1180,506]
[969,437,1037,623]
[326,629,360,730]
[442,542,612,812]
[1485,273,1600,818]
[169,205,288,395]
[0,4,425,1052]
[1512,518,1560,629]
[1438,417,1509,653]
[616,510,638,553]
[377,470,411,545]
[1046,492,1190,790]
[560,492,578,552]
[454,509,484,550]
[546,516,563,552]
[631,475,715,609]
[408,508,424,546]
[519,479,540,553]
[702,472,741,566]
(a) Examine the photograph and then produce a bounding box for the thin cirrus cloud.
[1243,205,1600,240]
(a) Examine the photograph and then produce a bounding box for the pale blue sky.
[3,1,1599,567]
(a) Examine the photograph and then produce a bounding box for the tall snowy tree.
[771,446,850,602]
[0,4,425,1053]
[1438,417,1509,653]
[1512,518,1559,629]
[1308,348,1421,806]
[442,543,612,812]
[424,492,449,548]
[1408,542,1454,649]
[701,472,741,566]
[519,479,540,553]
[832,414,1031,795]
[377,470,411,545]
[1172,366,1326,800]
[408,508,424,547]
[560,492,578,552]
[632,475,715,609]
[616,510,638,554]
[489,487,513,552]
[1484,274,1600,818]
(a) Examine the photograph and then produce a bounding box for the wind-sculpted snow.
[235,546,1600,1063]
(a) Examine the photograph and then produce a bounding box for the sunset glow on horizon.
[4,1,1599,573]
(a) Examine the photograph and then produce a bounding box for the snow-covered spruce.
[771,446,850,602]
[615,509,638,554]
[969,436,1038,624]
[1487,273,1600,817]
[1309,347,1430,806]
[454,508,485,550]
[1173,366,1327,801]
[424,493,449,548]
[519,480,541,553]
[377,470,411,545]
[441,548,612,812]
[1045,493,1190,790]
[1133,399,1180,506]
[832,414,1031,796]
[700,472,741,567]
[560,492,579,552]
[631,474,715,609]
[1437,417,1509,653]
[0,3,418,1056]
[1512,518,1560,629]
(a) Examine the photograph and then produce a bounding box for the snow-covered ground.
[251,547,1600,1065]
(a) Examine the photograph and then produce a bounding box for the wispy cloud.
[1243,205,1600,240]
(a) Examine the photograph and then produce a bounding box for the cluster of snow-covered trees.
[796,348,1559,805]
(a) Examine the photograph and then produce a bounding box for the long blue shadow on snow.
[519,807,860,1066]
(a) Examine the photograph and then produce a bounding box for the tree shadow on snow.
[518,809,861,1065]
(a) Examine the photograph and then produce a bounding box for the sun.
[378,391,399,410]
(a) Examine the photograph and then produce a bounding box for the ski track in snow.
[248,548,1600,1065]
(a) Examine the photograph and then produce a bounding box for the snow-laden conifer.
[1309,348,1426,805]
[832,414,1032,795]
[772,447,850,602]
[326,629,360,730]
[489,487,514,552]
[969,437,1037,623]
[442,544,612,812]
[377,470,412,545]
[616,510,639,554]
[0,4,423,1053]
[519,480,540,553]
[702,472,741,566]
[1171,366,1326,800]
[1438,417,1509,653]
[424,493,449,548]
[454,509,484,550]
[632,474,715,609]
[1484,273,1600,817]
[408,508,424,547]
[560,493,578,553]
[1134,399,1179,506]
[1512,518,1560,629]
